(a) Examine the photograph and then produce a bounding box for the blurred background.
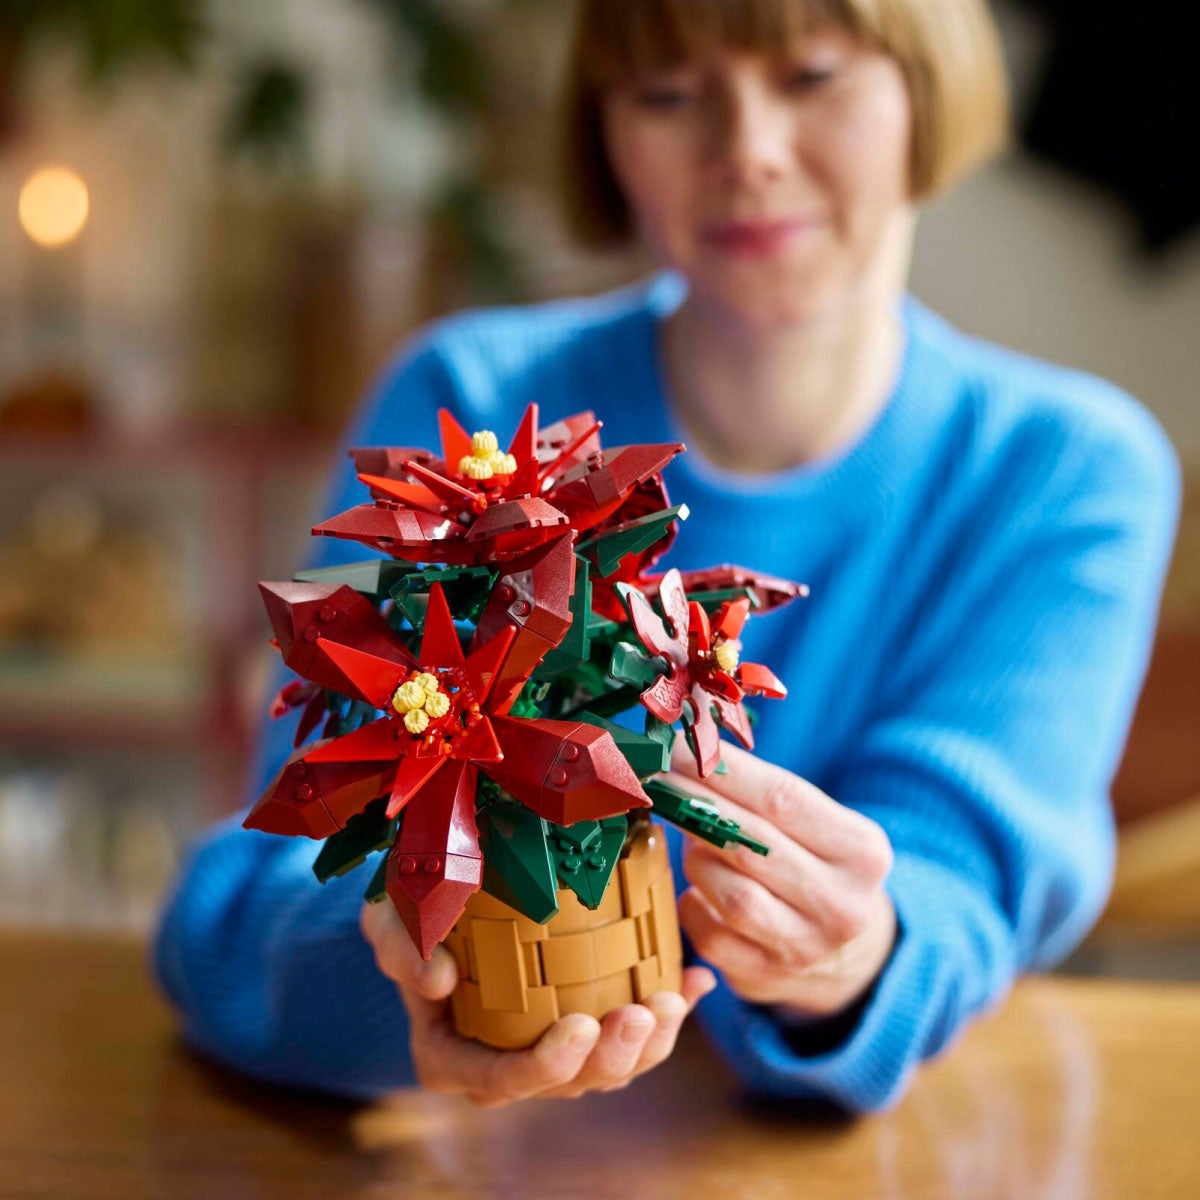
[0,1,1195,977]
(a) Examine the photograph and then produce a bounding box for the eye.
[634,85,695,111]
[785,65,836,91]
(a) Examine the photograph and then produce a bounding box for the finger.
[683,843,827,964]
[621,987,691,1083]
[678,885,789,983]
[684,816,883,951]
[666,742,893,878]
[468,1013,602,1106]
[545,1005,657,1097]
[360,901,458,1009]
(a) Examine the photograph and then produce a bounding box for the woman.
[154,0,1179,1111]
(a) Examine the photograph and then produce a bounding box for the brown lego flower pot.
[445,818,684,1049]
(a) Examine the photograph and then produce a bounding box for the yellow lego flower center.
[712,640,739,673]
[392,672,452,734]
[457,430,517,480]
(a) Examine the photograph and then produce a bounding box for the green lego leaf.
[643,712,677,757]
[548,815,627,909]
[644,777,769,855]
[535,555,593,681]
[364,855,389,904]
[577,504,688,578]
[477,798,560,923]
[608,641,668,690]
[575,710,670,778]
[313,797,398,883]
[390,565,495,634]
[293,558,414,602]
[685,586,761,614]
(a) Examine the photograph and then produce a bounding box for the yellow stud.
[392,679,426,714]
[471,430,499,454]
[404,708,430,734]
[460,455,494,480]
[424,691,450,718]
[415,671,440,695]
[713,641,740,673]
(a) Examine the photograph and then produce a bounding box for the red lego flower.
[245,581,649,958]
[313,403,684,567]
[621,568,788,777]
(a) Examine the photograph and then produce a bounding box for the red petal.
[385,760,482,960]
[738,660,787,699]
[487,716,651,825]
[683,685,723,777]
[625,584,686,664]
[463,624,516,708]
[418,582,464,666]
[688,600,711,654]
[506,402,539,467]
[304,716,404,763]
[243,745,398,837]
[316,639,408,710]
[356,472,445,513]
[712,597,751,640]
[710,689,755,750]
[385,753,448,819]
[439,409,473,476]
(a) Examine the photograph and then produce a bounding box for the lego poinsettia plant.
[245,405,806,963]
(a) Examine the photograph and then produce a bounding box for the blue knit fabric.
[151,272,1180,1110]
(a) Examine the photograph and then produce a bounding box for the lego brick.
[453,980,560,1050]
[648,873,683,968]
[550,870,625,934]
[634,911,652,959]
[556,968,635,1019]
[461,888,550,940]
[469,918,529,1014]
[540,916,640,987]
[522,940,543,986]
[618,825,656,918]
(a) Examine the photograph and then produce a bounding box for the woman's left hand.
[667,737,898,1018]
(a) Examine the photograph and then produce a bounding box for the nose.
[705,79,794,188]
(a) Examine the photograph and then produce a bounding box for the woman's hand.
[668,737,897,1018]
[360,899,716,1107]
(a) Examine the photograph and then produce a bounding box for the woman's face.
[600,25,914,327]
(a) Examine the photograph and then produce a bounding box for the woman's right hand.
[360,900,716,1107]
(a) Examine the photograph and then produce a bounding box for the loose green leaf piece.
[644,778,769,855]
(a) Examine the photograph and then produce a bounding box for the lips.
[702,217,815,255]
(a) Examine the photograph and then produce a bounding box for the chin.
[697,261,845,330]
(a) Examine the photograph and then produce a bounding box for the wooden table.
[2,933,1198,1199]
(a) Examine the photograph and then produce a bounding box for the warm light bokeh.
[18,166,90,248]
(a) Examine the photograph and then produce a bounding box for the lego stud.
[713,640,740,672]
[318,605,338,623]
[550,766,569,786]
[458,429,517,480]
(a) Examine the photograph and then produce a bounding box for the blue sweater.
[152,272,1180,1111]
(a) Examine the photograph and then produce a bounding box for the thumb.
[360,901,459,1002]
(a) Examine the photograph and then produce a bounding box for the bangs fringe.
[581,0,863,85]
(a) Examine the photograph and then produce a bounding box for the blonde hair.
[558,0,1011,249]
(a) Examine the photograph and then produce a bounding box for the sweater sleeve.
[150,328,460,1098]
[680,401,1182,1111]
